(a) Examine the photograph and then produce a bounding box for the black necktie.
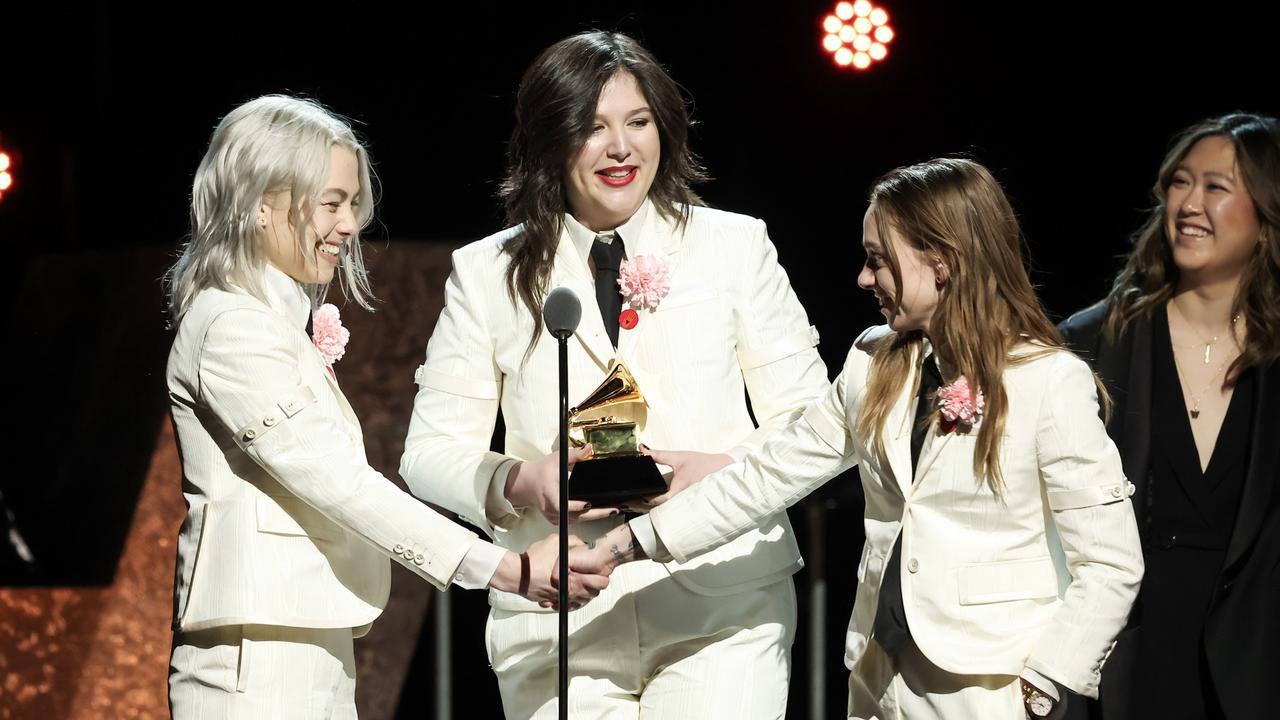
[590,233,626,347]
[873,353,943,656]
[910,355,943,475]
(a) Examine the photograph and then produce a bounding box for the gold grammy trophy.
[567,361,667,504]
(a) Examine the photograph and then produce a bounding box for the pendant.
[1203,344,1211,364]
[1190,407,1200,419]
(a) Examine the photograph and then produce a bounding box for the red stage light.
[0,149,11,201]
[822,1,894,70]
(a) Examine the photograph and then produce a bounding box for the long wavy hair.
[854,158,1063,495]
[500,30,706,350]
[165,95,377,320]
[1104,112,1280,379]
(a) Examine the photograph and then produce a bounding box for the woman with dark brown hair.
[400,30,829,717]
[579,157,1144,719]
[1059,112,1280,720]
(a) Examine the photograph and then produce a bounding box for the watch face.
[1028,695,1053,717]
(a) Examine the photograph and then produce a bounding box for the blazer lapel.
[321,364,361,435]
[1112,316,1153,523]
[1223,361,1280,572]
[883,363,918,496]
[550,231,614,373]
[912,418,955,490]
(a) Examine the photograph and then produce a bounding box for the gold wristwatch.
[1020,679,1055,717]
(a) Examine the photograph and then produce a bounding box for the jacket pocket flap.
[957,556,1058,605]
[256,496,336,540]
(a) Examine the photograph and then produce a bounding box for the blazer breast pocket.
[956,555,1058,605]
[655,285,718,313]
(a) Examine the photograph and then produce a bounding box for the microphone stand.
[542,286,580,720]
[555,326,571,720]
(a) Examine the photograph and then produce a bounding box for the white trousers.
[488,560,797,719]
[847,639,1025,720]
[169,624,357,720]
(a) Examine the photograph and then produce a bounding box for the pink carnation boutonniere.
[937,375,984,434]
[617,255,671,312]
[311,303,350,367]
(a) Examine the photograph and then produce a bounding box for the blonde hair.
[854,158,1063,495]
[165,95,377,319]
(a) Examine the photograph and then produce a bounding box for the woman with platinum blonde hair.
[576,158,1145,719]
[163,95,608,718]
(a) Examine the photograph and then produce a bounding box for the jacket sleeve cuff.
[452,539,508,590]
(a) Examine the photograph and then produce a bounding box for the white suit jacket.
[646,328,1144,697]
[401,200,830,612]
[167,266,485,634]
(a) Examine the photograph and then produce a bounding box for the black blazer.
[1059,301,1280,720]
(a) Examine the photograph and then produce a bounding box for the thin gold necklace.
[1171,346,1235,419]
[1169,299,1240,365]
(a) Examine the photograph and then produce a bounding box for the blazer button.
[907,558,920,573]
[403,550,415,561]
[263,415,277,427]
[414,553,425,566]
[393,543,405,554]
[1111,485,1123,498]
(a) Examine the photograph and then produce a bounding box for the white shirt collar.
[261,264,313,330]
[562,198,654,265]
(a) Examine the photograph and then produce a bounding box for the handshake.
[492,447,736,610]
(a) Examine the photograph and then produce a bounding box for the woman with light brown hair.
[1059,112,1280,720]
[575,157,1145,718]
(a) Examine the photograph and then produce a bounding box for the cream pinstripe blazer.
[167,266,480,633]
[648,328,1144,697]
[401,200,830,612]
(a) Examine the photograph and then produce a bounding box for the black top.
[1134,308,1254,719]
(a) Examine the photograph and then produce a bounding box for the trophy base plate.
[568,454,667,504]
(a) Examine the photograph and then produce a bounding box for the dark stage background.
[2,2,1275,717]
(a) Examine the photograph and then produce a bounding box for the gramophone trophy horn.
[568,361,648,454]
[566,361,666,503]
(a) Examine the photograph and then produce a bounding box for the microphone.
[543,287,582,340]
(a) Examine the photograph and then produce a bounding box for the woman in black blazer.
[1060,112,1280,720]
